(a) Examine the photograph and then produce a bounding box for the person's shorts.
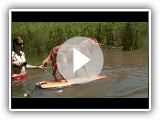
[12,74,27,81]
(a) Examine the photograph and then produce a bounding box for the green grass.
[12,22,148,54]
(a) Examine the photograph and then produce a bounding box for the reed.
[12,22,148,54]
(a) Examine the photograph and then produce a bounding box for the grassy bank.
[12,22,148,54]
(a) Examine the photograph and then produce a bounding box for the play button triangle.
[73,48,91,73]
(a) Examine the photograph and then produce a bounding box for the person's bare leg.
[60,74,68,82]
[52,62,58,82]
[75,71,79,78]
[82,65,89,77]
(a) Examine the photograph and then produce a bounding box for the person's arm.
[12,55,22,67]
[12,60,21,67]
[12,60,42,69]
[20,51,43,69]
[25,64,43,69]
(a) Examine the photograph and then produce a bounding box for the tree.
[120,22,133,51]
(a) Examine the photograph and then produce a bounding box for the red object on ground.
[12,74,28,81]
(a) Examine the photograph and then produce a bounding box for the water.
[12,49,148,98]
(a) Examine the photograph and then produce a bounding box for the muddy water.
[12,49,148,98]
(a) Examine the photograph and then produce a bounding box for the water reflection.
[103,49,148,67]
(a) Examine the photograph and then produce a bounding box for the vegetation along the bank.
[12,22,148,54]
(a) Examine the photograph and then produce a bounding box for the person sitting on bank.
[12,37,43,81]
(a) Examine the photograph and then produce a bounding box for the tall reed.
[12,22,148,54]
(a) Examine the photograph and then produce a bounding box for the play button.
[73,48,91,73]
[57,36,104,84]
